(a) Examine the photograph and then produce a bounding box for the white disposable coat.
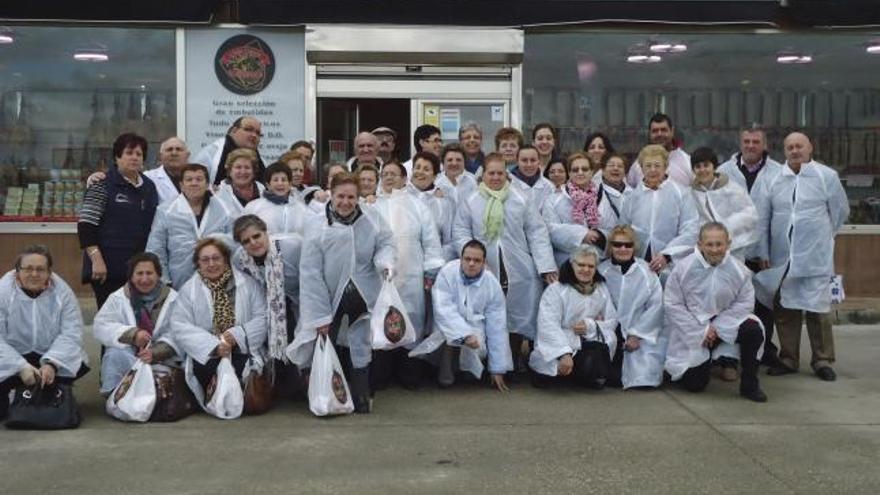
[0,272,86,382]
[191,137,225,184]
[242,195,313,236]
[691,173,759,259]
[452,186,556,340]
[289,206,396,368]
[596,181,630,237]
[171,269,267,366]
[93,286,181,357]
[375,189,445,342]
[144,166,180,204]
[408,184,457,261]
[620,179,700,263]
[541,189,602,267]
[530,282,618,377]
[664,249,760,381]
[435,171,478,209]
[626,147,693,188]
[753,160,849,313]
[718,154,782,260]
[510,174,555,214]
[599,258,666,388]
[410,260,512,377]
[214,181,265,217]
[146,193,235,290]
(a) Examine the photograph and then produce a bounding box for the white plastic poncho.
[626,147,694,189]
[753,160,849,313]
[452,186,556,340]
[542,189,599,267]
[599,258,666,389]
[620,179,701,263]
[408,184,458,261]
[242,195,313,236]
[664,248,761,381]
[171,269,267,367]
[410,260,512,378]
[435,171,478,210]
[288,205,396,369]
[191,137,225,184]
[146,193,235,289]
[510,174,555,214]
[375,189,445,343]
[596,181,630,237]
[0,272,86,382]
[691,173,759,259]
[214,181,266,217]
[530,282,618,377]
[718,153,784,197]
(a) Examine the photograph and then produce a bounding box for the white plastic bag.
[204,357,244,420]
[830,274,845,304]
[106,360,156,422]
[370,278,416,350]
[308,335,354,417]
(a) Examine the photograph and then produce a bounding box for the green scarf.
[479,181,510,241]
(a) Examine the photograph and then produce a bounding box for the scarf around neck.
[129,282,168,335]
[567,181,600,228]
[326,201,363,226]
[479,181,509,241]
[512,167,540,187]
[263,190,290,205]
[202,269,235,334]
[234,240,287,362]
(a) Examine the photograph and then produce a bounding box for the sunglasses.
[611,241,634,248]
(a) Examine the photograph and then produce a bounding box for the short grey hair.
[15,244,53,271]
[699,221,730,241]
[570,244,601,264]
[459,121,483,139]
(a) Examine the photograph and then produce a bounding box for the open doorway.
[316,98,410,172]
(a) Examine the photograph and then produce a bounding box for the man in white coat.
[756,132,849,381]
[718,126,784,368]
[145,137,190,203]
[664,222,767,402]
[626,113,694,188]
[192,116,266,185]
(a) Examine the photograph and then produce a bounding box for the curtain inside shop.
[523,31,880,224]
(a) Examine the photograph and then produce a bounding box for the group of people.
[0,111,850,423]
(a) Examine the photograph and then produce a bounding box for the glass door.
[413,99,510,155]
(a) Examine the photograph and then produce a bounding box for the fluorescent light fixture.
[776,53,811,64]
[74,51,109,62]
[867,43,880,54]
[627,54,661,64]
[650,42,687,53]
[0,34,13,44]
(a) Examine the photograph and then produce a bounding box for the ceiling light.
[0,34,13,44]
[650,42,687,53]
[627,54,661,64]
[867,43,880,54]
[74,46,109,62]
[776,53,811,64]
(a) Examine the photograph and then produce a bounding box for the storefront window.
[523,31,880,224]
[0,26,176,221]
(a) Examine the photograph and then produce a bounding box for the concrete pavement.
[2,324,879,494]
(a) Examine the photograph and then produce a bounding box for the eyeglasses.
[198,255,225,264]
[424,138,443,144]
[610,241,634,248]
[237,126,263,138]
[19,266,48,274]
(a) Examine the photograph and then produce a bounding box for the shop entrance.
[316,98,410,169]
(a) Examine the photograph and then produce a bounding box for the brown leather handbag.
[150,365,197,422]
[243,365,274,415]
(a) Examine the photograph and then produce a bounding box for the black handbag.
[5,383,82,430]
[576,328,612,388]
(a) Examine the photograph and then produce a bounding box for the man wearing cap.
[372,127,398,164]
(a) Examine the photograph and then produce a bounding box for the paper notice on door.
[491,105,503,122]
[424,105,440,127]
[328,140,347,164]
[440,108,460,140]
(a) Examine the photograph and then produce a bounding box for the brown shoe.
[720,366,739,382]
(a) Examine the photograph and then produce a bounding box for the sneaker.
[815,366,837,382]
[720,366,739,382]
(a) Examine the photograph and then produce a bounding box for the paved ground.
[2,324,879,494]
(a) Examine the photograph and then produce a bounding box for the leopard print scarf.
[202,269,235,334]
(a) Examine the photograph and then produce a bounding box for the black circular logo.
[214,34,275,95]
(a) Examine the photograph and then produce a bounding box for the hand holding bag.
[5,383,81,430]
[204,357,244,419]
[370,277,417,350]
[308,335,354,416]
[105,359,157,422]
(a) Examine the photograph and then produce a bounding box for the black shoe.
[815,366,837,382]
[353,396,372,414]
[760,354,783,368]
[740,387,768,403]
[767,364,797,376]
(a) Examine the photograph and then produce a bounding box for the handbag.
[150,365,197,422]
[576,325,612,388]
[241,328,274,416]
[5,383,82,430]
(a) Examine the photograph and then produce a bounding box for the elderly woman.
[242,162,311,237]
[79,132,159,307]
[279,150,319,202]
[598,225,666,389]
[409,152,458,261]
[510,145,555,212]
[215,148,265,216]
[453,153,557,374]
[583,132,615,172]
[542,152,605,267]
[544,158,568,191]
[436,143,478,207]
[354,163,380,203]
[690,147,759,261]
[620,144,700,281]
[494,127,524,170]
[146,164,233,290]
[172,238,267,416]
[93,252,180,396]
[0,246,88,419]
[291,173,395,413]
[530,245,618,389]
[594,153,631,234]
[459,122,485,174]
[532,123,560,171]
[232,215,304,394]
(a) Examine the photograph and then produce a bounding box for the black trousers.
[1,353,89,417]
[370,348,422,390]
[91,279,125,309]
[745,259,779,364]
[678,319,764,393]
[532,347,609,389]
[192,353,248,392]
[328,282,370,401]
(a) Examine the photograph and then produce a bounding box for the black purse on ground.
[5,383,82,430]
[576,327,612,388]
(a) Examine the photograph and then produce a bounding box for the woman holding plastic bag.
[373,160,444,389]
[290,173,395,414]
[171,238,267,419]
[530,245,618,389]
[93,252,188,421]
[598,225,667,389]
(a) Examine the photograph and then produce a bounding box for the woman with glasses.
[172,238,267,418]
[594,153,631,235]
[598,225,667,389]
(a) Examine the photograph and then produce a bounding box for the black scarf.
[263,190,290,205]
[612,257,635,274]
[512,167,539,187]
[326,201,363,226]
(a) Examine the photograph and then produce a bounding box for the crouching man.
[664,222,767,402]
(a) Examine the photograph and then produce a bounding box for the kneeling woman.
[530,245,618,388]
[93,253,180,397]
[171,238,267,415]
